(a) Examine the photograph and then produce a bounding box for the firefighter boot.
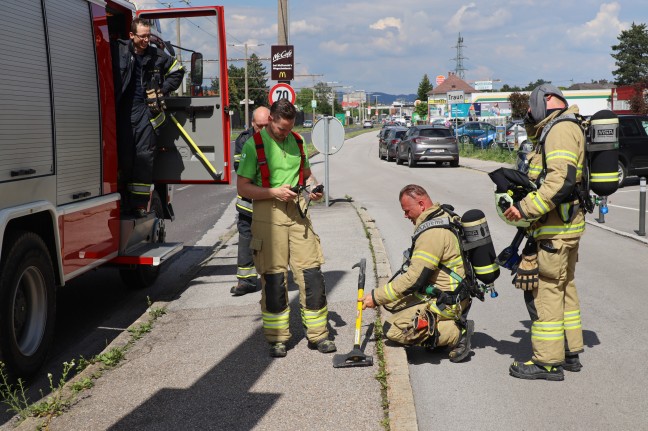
[230,281,257,296]
[448,320,474,363]
[509,361,564,381]
[308,339,337,354]
[269,342,287,358]
[563,354,583,372]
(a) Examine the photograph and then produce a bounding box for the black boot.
[509,360,564,381]
[448,320,474,363]
[563,354,582,372]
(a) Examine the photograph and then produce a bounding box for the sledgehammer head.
[332,348,373,368]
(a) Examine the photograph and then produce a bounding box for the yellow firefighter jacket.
[519,105,586,240]
[372,204,466,306]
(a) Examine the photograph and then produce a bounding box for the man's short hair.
[270,99,296,121]
[399,184,429,200]
[131,18,152,34]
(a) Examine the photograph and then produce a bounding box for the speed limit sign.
[268,83,296,105]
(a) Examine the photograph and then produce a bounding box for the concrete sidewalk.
[13,199,416,431]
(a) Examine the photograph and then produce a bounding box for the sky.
[135,0,648,96]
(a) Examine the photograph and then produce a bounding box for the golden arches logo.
[279,71,286,78]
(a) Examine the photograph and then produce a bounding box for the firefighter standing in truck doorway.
[231,106,270,296]
[236,99,336,358]
[113,18,185,216]
[504,84,585,381]
[361,184,474,363]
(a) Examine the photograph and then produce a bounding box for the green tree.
[246,53,269,108]
[501,83,523,92]
[523,79,551,91]
[226,54,269,115]
[414,74,432,120]
[417,74,433,101]
[508,92,530,120]
[611,23,648,86]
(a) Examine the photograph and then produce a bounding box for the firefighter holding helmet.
[504,84,585,381]
[236,99,336,358]
[113,18,184,216]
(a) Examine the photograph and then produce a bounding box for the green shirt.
[236,128,310,187]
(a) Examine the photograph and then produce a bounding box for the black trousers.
[118,102,155,208]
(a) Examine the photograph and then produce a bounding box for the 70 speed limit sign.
[268,83,296,105]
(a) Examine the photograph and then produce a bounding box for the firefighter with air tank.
[499,84,620,381]
[361,184,500,363]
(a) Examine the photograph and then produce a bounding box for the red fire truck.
[0,0,230,376]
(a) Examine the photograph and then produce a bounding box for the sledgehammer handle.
[352,259,367,348]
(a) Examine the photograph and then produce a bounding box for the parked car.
[501,121,528,150]
[363,120,374,128]
[379,127,408,162]
[396,126,459,167]
[303,119,313,128]
[455,121,497,149]
[377,126,397,159]
[618,114,648,185]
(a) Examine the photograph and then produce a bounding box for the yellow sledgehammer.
[333,258,374,368]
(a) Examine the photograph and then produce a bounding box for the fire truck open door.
[137,7,231,185]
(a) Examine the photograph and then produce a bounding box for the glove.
[146,88,166,114]
[514,252,539,290]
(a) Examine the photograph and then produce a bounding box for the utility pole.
[278,0,289,45]
[231,43,263,128]
[277,0,290,85]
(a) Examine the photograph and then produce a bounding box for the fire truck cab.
[0,0,230,376]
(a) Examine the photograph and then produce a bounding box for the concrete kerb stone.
[353,204,419,431]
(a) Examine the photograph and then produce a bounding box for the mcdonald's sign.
[271,45,294,81]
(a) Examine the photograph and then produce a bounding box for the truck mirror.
[191,52,203,86]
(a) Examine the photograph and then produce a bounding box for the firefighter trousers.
[117,102,156,209]
[236,212,257,288]
[251,199,328,344]
[524,237,583,366]
[384,298,471,348]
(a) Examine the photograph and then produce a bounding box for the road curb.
[353,204,419,431]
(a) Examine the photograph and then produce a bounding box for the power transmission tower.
[451,33,468,80]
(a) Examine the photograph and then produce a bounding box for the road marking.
[177,185,193,191]
[607,203,648,212]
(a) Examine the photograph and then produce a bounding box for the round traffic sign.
[268,83,296,105]
[311,117,345,155]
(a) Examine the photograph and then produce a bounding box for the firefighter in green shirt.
[236,99,336,358]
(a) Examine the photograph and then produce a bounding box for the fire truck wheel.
[119,190,164,290]
[0,231,56,378]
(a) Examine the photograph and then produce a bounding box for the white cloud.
[567,2,629,45]
[370,17,402,32]
[292,19,321,35]
[446,3,511,32]
[319,40,350,55]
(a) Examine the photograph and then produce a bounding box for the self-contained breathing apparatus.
[383,204,499,349]
[385,204,500,316]
[490,110,619,274]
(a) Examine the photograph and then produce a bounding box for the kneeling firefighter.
[361,184,499,362]
[497,84,588,381]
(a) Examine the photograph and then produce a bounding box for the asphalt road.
[308,132,648,430]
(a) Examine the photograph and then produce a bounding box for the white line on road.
[176,185,193,191]
[607,203,648,212]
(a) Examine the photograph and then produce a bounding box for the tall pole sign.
[271,45,294,82]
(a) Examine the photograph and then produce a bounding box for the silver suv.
[396,126,459,167]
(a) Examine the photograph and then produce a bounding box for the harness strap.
[253,131,305,188]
